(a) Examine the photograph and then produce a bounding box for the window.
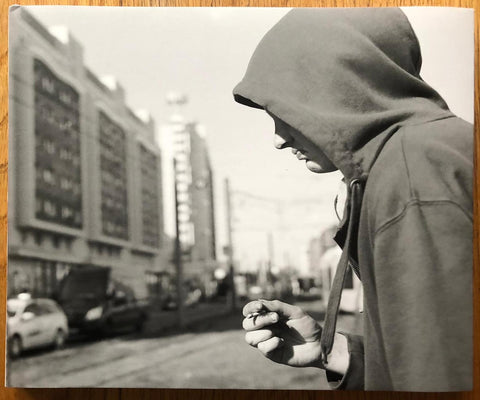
[24,303,43,316]
[41,77,55,94]
[43,169,55,185]
[59,91,72,106]
[59,148,72,161]
[60,178,73,191]
[39,301,59,314]
[44,200,57,217]
[59,118,73,132]
[44,139,55,155]
[61,206,73,219]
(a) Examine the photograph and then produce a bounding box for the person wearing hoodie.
[234,8,472,391]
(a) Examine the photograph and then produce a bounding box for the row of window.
[34,59,79,111]
[32,59,160,245]
[101,188,127,204]
[102,220,128,238]
[100,170,126,189]
[99,117,126,142]
[100,152,123,168]
[36,168,81,192]
[35,96,80,135]
[102,196,126,211]
[99,111,129,240]
[36,138,80,165]
[37,75,76,108]
[140,144,160,246]
[35,197,83,227]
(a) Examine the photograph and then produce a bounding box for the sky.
[26,6,474,274]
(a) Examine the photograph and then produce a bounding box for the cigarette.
[246,311,265,319]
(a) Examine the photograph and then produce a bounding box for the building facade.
[8,9,166,299]
[161,115,217,291]
[188,123,216,266]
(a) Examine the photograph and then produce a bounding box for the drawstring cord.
[320,179,363,365]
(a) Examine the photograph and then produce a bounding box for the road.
[7,300,362,389]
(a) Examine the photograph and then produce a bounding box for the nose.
[274,133,291,150]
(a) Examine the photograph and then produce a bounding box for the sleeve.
[325,333,365,390]
[372,201,473,391]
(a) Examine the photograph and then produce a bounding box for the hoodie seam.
[400,131,414,198]
[398,114,456,129]
[374,199,473,237]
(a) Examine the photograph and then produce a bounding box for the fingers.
[260,299,304,318]
[257,337,284,355]
[242,312,279,331]
[243,299,303,319]
[245,329,274,346]
[242,300,265,317]
[245,330,284,355]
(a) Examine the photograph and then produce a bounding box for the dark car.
[56,265,148,336]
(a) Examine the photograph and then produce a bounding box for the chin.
[306,160,337,174]
[306,160,325,173]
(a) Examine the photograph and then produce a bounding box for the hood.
[233,8,453,180]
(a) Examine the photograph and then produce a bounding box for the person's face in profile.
[268,112,337,174]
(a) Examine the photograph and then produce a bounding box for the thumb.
[259,299,304,319]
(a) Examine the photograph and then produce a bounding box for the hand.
[242,299,324,368]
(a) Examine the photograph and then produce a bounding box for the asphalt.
[7,299,363,389]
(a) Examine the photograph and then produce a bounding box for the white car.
[7,294,69,358]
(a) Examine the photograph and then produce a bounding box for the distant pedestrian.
[233,8,472,391]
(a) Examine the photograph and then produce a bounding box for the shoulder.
[363,117,473,231]
[400,117,473,200]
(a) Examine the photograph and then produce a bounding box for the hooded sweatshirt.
[233,8,472,391]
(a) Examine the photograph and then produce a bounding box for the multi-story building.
[8,8,166,299]
[188,123,216,266]
[160,114,217,290]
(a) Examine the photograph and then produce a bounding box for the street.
[7,300,362,389]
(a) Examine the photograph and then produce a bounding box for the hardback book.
[6,5,474,391]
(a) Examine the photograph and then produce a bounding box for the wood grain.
[0,0,478,399]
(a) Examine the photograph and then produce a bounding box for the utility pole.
[225,178,236,311]
[267,231,274,280]
[173,159,185,328]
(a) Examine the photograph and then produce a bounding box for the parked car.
[7,294,69,358]
[56,265,148,336]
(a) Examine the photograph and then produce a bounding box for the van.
[56,265,148,335]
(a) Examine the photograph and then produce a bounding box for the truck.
[55,264,148,336]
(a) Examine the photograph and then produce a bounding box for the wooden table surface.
[0,0,478,399]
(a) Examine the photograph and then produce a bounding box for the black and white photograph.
[7,6,474,391]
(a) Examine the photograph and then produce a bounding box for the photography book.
[6,6,474,391]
